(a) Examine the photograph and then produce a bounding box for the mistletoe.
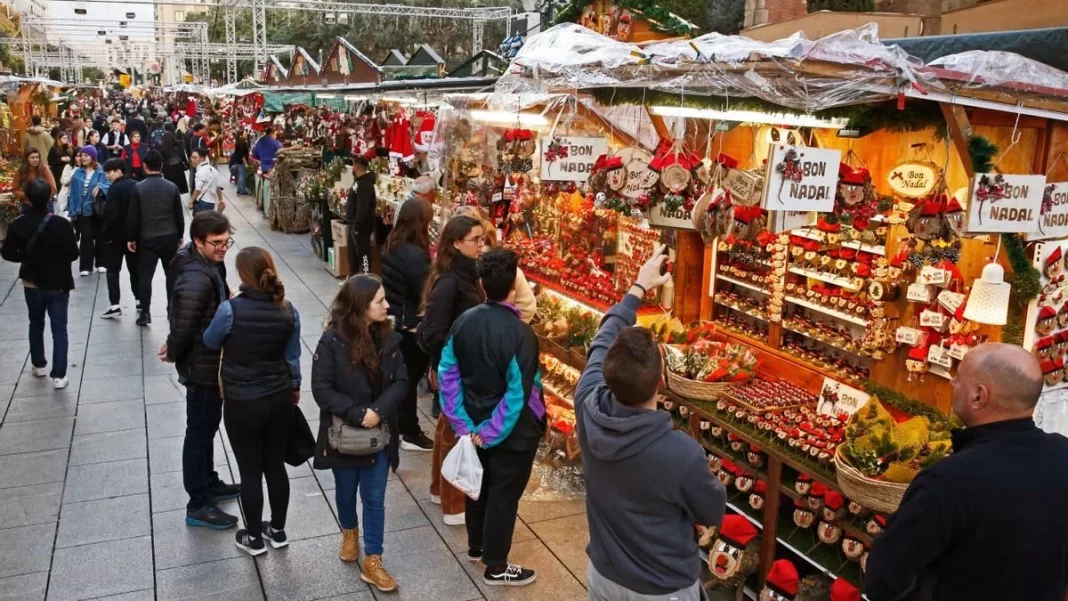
[975,174,1009,224]
[775,148,804,205]
[543,138,569,166]
[1039,184,1056,235]
[659,192,686,213]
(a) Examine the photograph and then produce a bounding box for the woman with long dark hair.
[202,246,302,557]
[312,275,405,592]
[417,215,484,526]
[47,132,75,187]
[382,198,435,452]
[455,206,537,323]
[12,148,57,212]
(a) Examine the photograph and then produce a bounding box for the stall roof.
[267,75,497,94]
[885,27,1068,74]
[337,37,383,74]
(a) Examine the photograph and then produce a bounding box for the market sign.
[763,144,841,213]
[816,378,870,417]
[722,168,762,206]
[1027,182,1068,241]
[615,147,659,200]
[964,173,1047,234]
[538,136,609,182]
[648,204,695,230]
[887,161,939,198]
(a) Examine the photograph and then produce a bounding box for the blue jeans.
[183,385,224,511]
[25,288,69,379]
[232,163,248,195]
[192,200,215,214]
[333,450,389,555]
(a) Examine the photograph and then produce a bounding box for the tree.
[0,8,25,74]
[807,0,875,11]
[706,0,745,35]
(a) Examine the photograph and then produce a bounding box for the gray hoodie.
[576,294,726,595]
[24,125,54,158]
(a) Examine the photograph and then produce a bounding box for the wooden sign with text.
[1027,182,1068,241]
[887,161,939,198]
[763,145,841,213]
[965,173,1047,234]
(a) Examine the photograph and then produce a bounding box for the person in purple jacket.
[250,128,284,216]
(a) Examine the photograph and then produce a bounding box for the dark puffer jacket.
[311,328,406,471]
[220,291,296,402]
[416,254,483,366]
[381,241,430,331]
[167,244,230,388]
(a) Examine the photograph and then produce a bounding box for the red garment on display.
[387,111,414,162]
[185,98,197,117]
[414,110,436,149]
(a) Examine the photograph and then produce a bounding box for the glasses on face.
[464,235,485,245]
[206,238,235,250]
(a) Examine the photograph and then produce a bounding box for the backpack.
[150,128,165,150]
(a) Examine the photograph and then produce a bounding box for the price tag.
[949,343,971,360]
[907,283,935,303]
[895,326,926,346]
[937,290,966,314]
[920,309,949,331]
[927,345,954,369]
[918,266,949,286]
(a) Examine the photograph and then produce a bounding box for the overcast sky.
[47,0,155,53]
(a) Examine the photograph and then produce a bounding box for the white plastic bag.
[442,435,483,501]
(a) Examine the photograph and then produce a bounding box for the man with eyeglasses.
[127,150,184,326]
[162,211,241,530]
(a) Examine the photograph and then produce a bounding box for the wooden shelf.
[785,295,870,327]
[716,273,771,295]
[788,267,863,292]
[793,227,887,256]
[782,325,870,359]
[715,299,770,322]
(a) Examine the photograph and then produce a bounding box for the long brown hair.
[384,198,433,254]
[455,205,497,247]
[330,274,393,373]
[422,215,482,310]
[236,246,285,306]
[17,148,43,180]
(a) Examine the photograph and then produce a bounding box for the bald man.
[865,343,1068,601]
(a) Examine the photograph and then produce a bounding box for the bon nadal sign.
[649,203,696,230]
[964,173,1048,234]
[1027,182,1068,241]
[539,136,610,182]
[887,161,939,198]
[763,145,841,213]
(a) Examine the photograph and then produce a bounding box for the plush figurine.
[736,471,755,494]
[793,499,816,529]
[708,515,761,585]
[817,517,843,545]
[747,444,765,468]
[1046,247,1064,280]
[1037,306,1058,337]
[906,346,929,381]
[728,433,745,453]
[795,473,813,496]
[942,197,965,237]
[1035,337,1055,362]
[1041,360,1061,387]
[830,577,862,601]
[866,514,887,536]
[842,537,867,561]
[759,559,799,601]
[807,482,829,511]
[749,480,767,511]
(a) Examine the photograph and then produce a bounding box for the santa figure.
[1035,337,1055,362]
[1046,247,1064,280]
[793,499,816,529]
[749,480,767,511]
[759,559,800,601]
[708,515,760,584]
[1037,306,1057,337]
[943,197,966,237]
[795,473,813,496]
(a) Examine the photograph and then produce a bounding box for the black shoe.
[210,481,241,501]
[483,564,536,587]
[135,299,141,311]
[261,521,288,549]
[234,529,267,556]
[467,549,482,563]
[100,306,122,319]
[136,312,151,326]
[185,505,238,530]
[400,432,434,452]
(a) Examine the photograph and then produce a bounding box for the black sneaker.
[234,529,267,556]
[100,306,122,319]
[400,432,434,452]
[483,564,536,587]
[185,505,238,530]
[136,312,151,326]
[135,299,141,311]
[261,521,288,549]
[467,549,482,563]
[210,481,241,501]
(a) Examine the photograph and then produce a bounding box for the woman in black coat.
[381,198,434,452]
[312,275,404,592]
[416,214,485,525]
[158,124,189,194]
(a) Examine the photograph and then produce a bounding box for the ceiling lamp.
[649,106,847,130]
[469,110,549,127]
[962,262,1011,326]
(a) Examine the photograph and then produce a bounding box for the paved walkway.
[0,184,593,601]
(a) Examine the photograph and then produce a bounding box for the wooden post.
[648,107,671,142]
[758,455,784,590]
[940,102,975,177]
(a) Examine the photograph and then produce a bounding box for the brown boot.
[339,528,359,562]
[360,554,398,592]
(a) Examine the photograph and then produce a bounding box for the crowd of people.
[3,94,1068,601]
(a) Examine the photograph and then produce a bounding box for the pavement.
[0,182,595,601]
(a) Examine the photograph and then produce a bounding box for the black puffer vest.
[221,290,296,402]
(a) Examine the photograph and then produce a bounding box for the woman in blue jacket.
[68,145,110,275]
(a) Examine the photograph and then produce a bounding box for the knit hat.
[764,559,800,599]
[830,577,861,601]
[78,145,98,162]
[719,514,759,549]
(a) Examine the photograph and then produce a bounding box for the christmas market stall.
[454,20,1068,596]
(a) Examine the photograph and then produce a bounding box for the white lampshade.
[963,262,1011,326]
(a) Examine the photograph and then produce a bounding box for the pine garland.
[807,0,875,11]
[863,383,962,430]
[1001,233,1041,346]
[554,0,695,36]
[968,135,999,173]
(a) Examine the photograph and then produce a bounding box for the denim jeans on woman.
[332,449,389,555]
[24,287,68,378]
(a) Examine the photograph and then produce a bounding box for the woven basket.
[665,370,731,401]
[834,446,908,514]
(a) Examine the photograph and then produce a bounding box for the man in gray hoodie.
[576,246,725,601]
[24,116,54,158]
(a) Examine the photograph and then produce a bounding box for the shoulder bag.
[328,416,390,456]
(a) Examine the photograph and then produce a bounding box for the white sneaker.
[430,494,441,505]
[53,377,69,389]
[96,266,107,273]
[443,513,465,526]
[101,306,122,319]
[31,366,47,377]
[79,271,89,277]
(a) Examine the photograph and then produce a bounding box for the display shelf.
[715,299,770,322]
[542,380,576,408]
[777,483,874,547]
[782,325,869,359]
[788,267,862,292]
[529,274,661,316]
[785,295,870,327]
[716,273,771,295]
[793,227,887,256]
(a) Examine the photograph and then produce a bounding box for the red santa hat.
[1040,306,1057,321]
[765,559,800,599]
[907,346,929,361]
[720,460,739,475]
[716,153,739,169]
[809,482,829,499]
[855,264,872,277]
[830,578,861,601]
[1047,247,1063,267]
[1041,360,1057,375]
[749,444,762,453]
[817,217,841,233]
[1037,337,1054,349]
[824,490,845,511]
[413,110,435,151]
[874,514,888,528]
[839,164,868,186]
[944,198,963,214]
[797,473,813,483]
[719,514,759,549]
[753,480,767,495]
[920,200,943,217]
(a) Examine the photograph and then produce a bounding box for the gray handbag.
[328,415,391,456]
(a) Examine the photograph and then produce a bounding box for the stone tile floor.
[0,184,596,601]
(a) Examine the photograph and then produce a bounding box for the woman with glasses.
[416,215,485,526]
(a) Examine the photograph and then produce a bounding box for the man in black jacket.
[127,150,184,326]
[439,248,545,587]
[162,211,240,529]
[576,246,725,601]
[125,109,149,143]
[346,155,376,275]
[866,342,1068,601]
[1,179,79,390]
[100,158,139,319]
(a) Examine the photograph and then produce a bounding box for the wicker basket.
[665,370,731,401]
[834,446,908,514]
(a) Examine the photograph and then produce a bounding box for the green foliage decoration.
[554,0,696,37]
